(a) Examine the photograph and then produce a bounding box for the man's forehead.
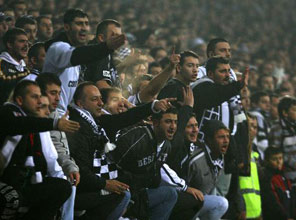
[215,42,230,49]
[73,17,88,22]
[46,83,61,91]
[162,113,177,120]
[184,56,199,63]
[216,63,230,69]
[16,34,28,39]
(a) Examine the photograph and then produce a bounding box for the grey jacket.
[49,110,79,176]
[187,144,221,195]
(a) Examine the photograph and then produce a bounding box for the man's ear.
[176,64,181,74]
[15,96,23,106]
[97,34,104,43]
[30,56,37,66]
[207,70,214,79]
[152,119,160,127]
[6,41,13,51]
[76,100,83,108]
[209,51,215,57]
[64,23,70,32]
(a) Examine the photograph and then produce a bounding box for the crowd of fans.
[0,0,296,220]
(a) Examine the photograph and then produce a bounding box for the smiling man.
[0,28,29,105]
[42,9,126,115]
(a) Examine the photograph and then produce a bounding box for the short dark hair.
[203,119,229,142]
[148,62,162,74]
[36,73,61,95]
[278,96,296,118]
[207,38,229,58]
[73,81,96,105]
[100,87,121,104]
[205,56,229,74]
[3,28,27,49]
[36,15,51,25]
[179,50,199,66]
[250,91,269,105]
[264,146,283,161]
[96,19,121,37]
[13,80,39,101]
[28,42,44,60]
[15,15,36,28]
[150,47,166,59]
[63,8,88,24]
[152,107,178,121]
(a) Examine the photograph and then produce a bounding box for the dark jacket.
[67,102,157,192]
[260,166,296,220]
[0,103,55,190]
[110,125,169,190]
[0,58,29,105]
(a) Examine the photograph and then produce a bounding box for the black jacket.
[260,166,296,220]
[0,103,55,190]
[67,102,157,192]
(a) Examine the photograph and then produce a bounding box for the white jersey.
[43,41,80,115]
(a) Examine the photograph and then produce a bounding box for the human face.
[150,66,162,76]
[65,17,90,46]
[133,64,147,77]
[105,23,122,41]
[257,96,270,112]
[105,92,126,114]
[38,17,53,40]
[214,42,231,59]
[16,85,41,116]
[155,49,167,62]
[14,3,27,19]
[178,56,199,85]
[209,63,231,85]
[23,23,37,44]
[45,84,61,112]
[155,113,178,141]
[38,96,50,118]
[210,129,230,157]
[268,153,283,170]
[270,97,279,120]
[248,117,258,141]
[31,46,46,71]
[284,104,296,121]
[261,76,274,91]
[8,34,29,62]
[78,85,104,117]
[185,116,199,143]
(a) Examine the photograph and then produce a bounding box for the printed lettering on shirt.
[68,80,78,87]
[8,68,16,73]
[103,70,111,78]
[137,154,155,167]
[158,153,168,162]
[13,111,22,117]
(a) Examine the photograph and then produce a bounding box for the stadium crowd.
[0,0,296,219]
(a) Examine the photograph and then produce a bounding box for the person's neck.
[175,75,189,86]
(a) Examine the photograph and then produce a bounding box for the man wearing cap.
[187,119,230,220]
